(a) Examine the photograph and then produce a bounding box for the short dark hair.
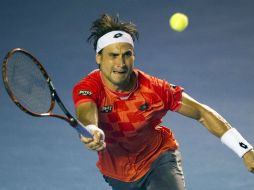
[87,14,139,52]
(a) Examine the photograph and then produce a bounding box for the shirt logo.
[114,33,123,38]
[79,90,92,96]
[101,105,113,113]
[139,103,150,111]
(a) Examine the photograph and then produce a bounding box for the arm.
[177,92,254,173]
[177,92,231,137]
[76,101,105,151]
[76,101,98,126]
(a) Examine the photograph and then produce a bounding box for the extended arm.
[177,92,231,137]
[177,92,254,173]
[76,101,105,151]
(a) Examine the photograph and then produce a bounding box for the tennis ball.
[169,13,189,32]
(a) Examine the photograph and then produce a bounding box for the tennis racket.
[2,48,93,138]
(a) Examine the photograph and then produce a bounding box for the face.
[96,42,135,91]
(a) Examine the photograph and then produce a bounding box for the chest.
[97,88,167,139]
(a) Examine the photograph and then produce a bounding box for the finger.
[87,140,106,151]
[93,141,106,151]
[96,142,106,151]
[79,135,93,144]
[93,130,103,143]
[84,140,99,150]
[86,139,104,149]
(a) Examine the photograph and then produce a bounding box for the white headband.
[96,30,134,53]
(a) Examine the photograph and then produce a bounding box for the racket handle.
[75,122,93,138]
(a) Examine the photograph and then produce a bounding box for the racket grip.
[75,122,93,138]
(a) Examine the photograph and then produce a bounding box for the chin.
[112,79,127,86]
[112,74,129,82]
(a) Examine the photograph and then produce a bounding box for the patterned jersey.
[72,69,184,182]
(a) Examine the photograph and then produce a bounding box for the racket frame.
[2,48,78,127]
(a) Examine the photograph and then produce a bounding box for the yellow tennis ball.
[169,13,189,32]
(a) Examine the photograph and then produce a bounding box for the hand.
[80,130,106,151]
[243,149,254,173]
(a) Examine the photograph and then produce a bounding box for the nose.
[115,55,126,67]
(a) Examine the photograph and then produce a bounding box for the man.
[72,14,254,190]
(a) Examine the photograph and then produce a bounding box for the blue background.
[0,0,253,189]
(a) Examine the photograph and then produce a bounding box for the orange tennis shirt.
[72,69,184,182]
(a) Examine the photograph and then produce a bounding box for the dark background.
[0,0,253,189]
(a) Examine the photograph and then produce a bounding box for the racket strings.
[6,52,52,114]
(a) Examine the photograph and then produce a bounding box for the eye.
[109,53,118,58]
[124,51,133,57]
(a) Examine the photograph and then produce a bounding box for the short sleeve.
[72,72,101,107]
[161,81,184,112]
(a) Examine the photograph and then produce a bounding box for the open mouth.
[113,70,127,74]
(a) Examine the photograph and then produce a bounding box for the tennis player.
[72,14,254,190]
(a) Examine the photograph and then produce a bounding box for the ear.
[95,53,101,66]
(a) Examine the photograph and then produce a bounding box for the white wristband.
[85,124,105,141]
[221,128,253,157]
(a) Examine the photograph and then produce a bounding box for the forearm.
[178,93,254,170]
[178,92,253,158]
[75,101,106,151]
[196,104,253,160]
[198,104,231,138]
[178,93,231,138]
[76,101,99,126]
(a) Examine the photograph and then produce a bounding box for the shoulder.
[72,69,103,97]
[74,69,102,88]
[136,69,168,89]
[72,69,103,106]
[80,69,101,83]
